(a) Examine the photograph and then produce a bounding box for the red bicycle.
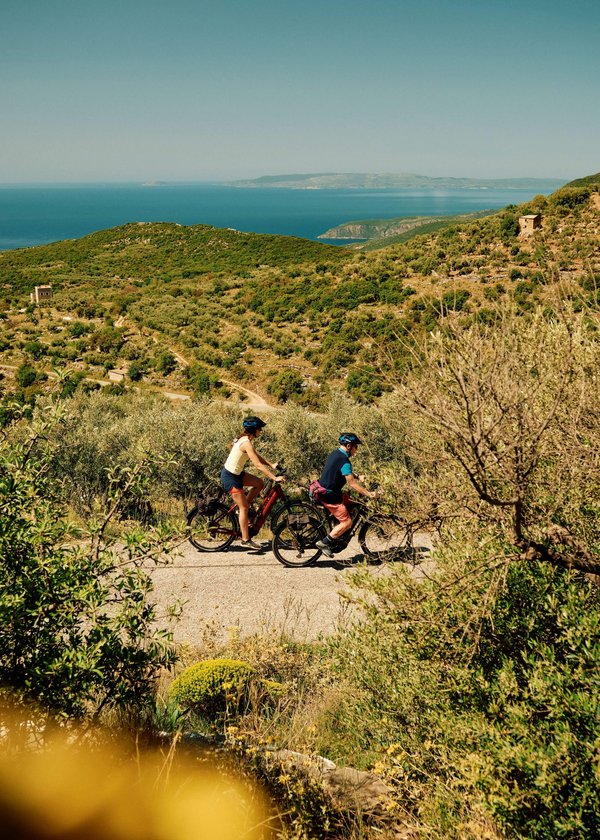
[186,476,318,552]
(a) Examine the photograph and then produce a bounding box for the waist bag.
[309,479,328,502]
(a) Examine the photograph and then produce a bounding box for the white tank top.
[224,436,250,475]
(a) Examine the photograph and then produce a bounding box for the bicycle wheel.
[271,515,325,568]
[186,502,237,552]
[270,499,324,533]
[358,517,414,563]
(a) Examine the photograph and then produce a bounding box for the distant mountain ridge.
[230,172,565,191]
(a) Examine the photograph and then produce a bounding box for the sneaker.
[241,538,264,553]
[316,539,334,558]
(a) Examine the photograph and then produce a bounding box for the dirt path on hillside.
[1,317,274,409]
[148,532,434,646]
[141,325,274,410]
[219,378,273,411]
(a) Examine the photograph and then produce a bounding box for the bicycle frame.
[247,480,286,536]
[212,480,287,539]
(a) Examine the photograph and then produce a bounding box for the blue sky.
[2,0,598,182]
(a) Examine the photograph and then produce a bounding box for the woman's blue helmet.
[339,432,362,446]
[243,416,267,433]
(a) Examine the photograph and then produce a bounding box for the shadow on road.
[279,545,432,571]
[170,544,432,570]
[316,545,431,570]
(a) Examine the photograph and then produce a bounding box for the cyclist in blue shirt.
[316,433,378,558]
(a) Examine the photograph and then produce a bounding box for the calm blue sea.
[0,183,555,251]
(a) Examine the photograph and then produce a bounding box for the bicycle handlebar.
[264,472,287,489]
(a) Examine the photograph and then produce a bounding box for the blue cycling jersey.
[319,447,353,504]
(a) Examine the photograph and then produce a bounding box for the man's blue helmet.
[243,416,267,433]
[339,432,362,446]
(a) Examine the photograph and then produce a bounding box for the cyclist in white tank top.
[220,416,284,551]
[223,435,252,475]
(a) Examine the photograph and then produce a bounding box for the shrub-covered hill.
[0,221,348,299]
[0,181,598,407]
[564,171,600,188]
[318,210,497,246]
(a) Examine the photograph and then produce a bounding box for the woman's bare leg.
[233,489,250,540]
[243,473,264,506]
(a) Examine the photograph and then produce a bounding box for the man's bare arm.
[346,474,378,499]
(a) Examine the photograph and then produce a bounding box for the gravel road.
[149,533,434,647]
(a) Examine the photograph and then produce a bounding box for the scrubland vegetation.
[1,178,599,409]
[1,178,599,838]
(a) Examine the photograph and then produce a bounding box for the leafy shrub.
[154,350,177,375]
[59,370,87,399]
[267,369,304,403]
[69,320,88,337]
[184,362,214,395]
[550,186,591,209]
[23,340,45,359]
[0,404,177,721]
[466,564,600,838]
[128,359,146,381]
[499,212,519,241]
[88,325,125,353]
[15,363,37,388]
[313,540,600,838]
[170,658,255,718]
[47,393,244,509]
[346,365,383,402]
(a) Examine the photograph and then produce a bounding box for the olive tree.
[392,304,600,574]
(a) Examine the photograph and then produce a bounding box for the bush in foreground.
[0,403,177,722]
[170,659,256,720]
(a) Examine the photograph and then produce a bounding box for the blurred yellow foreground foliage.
[0,718,274,840]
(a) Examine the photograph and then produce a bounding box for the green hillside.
[0,180,598,407]
[318,209,496,245]
[565,171,600,188]
[0,221,346,298]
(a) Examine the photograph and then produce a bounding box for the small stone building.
[107,369,127,382]
[518,214,542,236]
[30,284,53,304]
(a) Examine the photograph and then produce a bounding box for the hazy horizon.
[2,0,598,183]
[0,172,569,188]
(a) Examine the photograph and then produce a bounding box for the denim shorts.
[220,467,245,492]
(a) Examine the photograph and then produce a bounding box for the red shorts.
[321,499,352,523]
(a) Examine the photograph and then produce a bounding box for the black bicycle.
[271,493,416,568]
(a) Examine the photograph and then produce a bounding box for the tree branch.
[518,525,600,575]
